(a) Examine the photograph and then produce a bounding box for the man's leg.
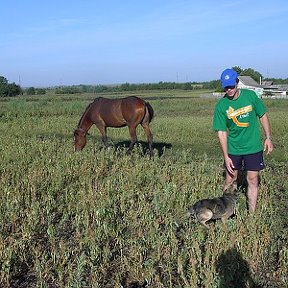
[223,154,241,192]
[246,170,259,213]
[224,169,238,192]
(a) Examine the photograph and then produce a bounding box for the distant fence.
[201,92,288,99]
[263,90,287,99]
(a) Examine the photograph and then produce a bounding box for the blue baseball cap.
[220,69,238,89]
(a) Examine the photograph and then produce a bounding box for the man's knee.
[246,171,259,187]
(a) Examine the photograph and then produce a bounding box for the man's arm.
[259,113,273,154]
[217,130,235,175]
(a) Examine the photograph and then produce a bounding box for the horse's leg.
[127,125,138,153]
[96,124,108,148]
[141,123,154,157]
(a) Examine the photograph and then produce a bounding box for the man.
[213,68,273,213]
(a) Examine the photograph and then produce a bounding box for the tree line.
[0,76,22,97]
[1,67,288,97]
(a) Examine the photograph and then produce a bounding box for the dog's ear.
[225,181,238,194]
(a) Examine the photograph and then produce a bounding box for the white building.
[238,76,287,98]
[238,76,264,98]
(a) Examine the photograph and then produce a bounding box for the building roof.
[261,80,273,86]
[238,76,262,88]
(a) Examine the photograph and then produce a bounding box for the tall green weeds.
[0,92,287,287]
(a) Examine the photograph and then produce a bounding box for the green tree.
[36,88,46,95]
[7,83,21,96]
[0,76,8,85]
[232,66,242,75]
[241,68,263,83]
[27,87,36,95]
[183,82,192,90]
[120,83,130,91]
[232,66,263,83]
[0,86,8,97]
[0,76,21,97]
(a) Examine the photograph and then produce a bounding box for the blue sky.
[1,0,288,87]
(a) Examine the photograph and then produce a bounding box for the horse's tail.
[144,101,154,123]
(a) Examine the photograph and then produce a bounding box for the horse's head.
[74,128,87,151]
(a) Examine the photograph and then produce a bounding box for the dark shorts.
[227,151,265,171]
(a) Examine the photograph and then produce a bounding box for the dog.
[187,182,238,228]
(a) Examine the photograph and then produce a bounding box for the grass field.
[0,90,287,287]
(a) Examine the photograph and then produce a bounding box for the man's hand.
[224,156,235,175]
[264,138,273,155]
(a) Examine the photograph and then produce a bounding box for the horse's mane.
[77,98,101,127]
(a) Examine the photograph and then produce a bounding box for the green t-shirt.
[213,89,267,155]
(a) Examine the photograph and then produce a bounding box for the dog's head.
[224,181,237,194]
[224,181,238,198]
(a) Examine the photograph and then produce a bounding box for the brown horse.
[74,96,154,156]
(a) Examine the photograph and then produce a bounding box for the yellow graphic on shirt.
[226,105,252,127]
